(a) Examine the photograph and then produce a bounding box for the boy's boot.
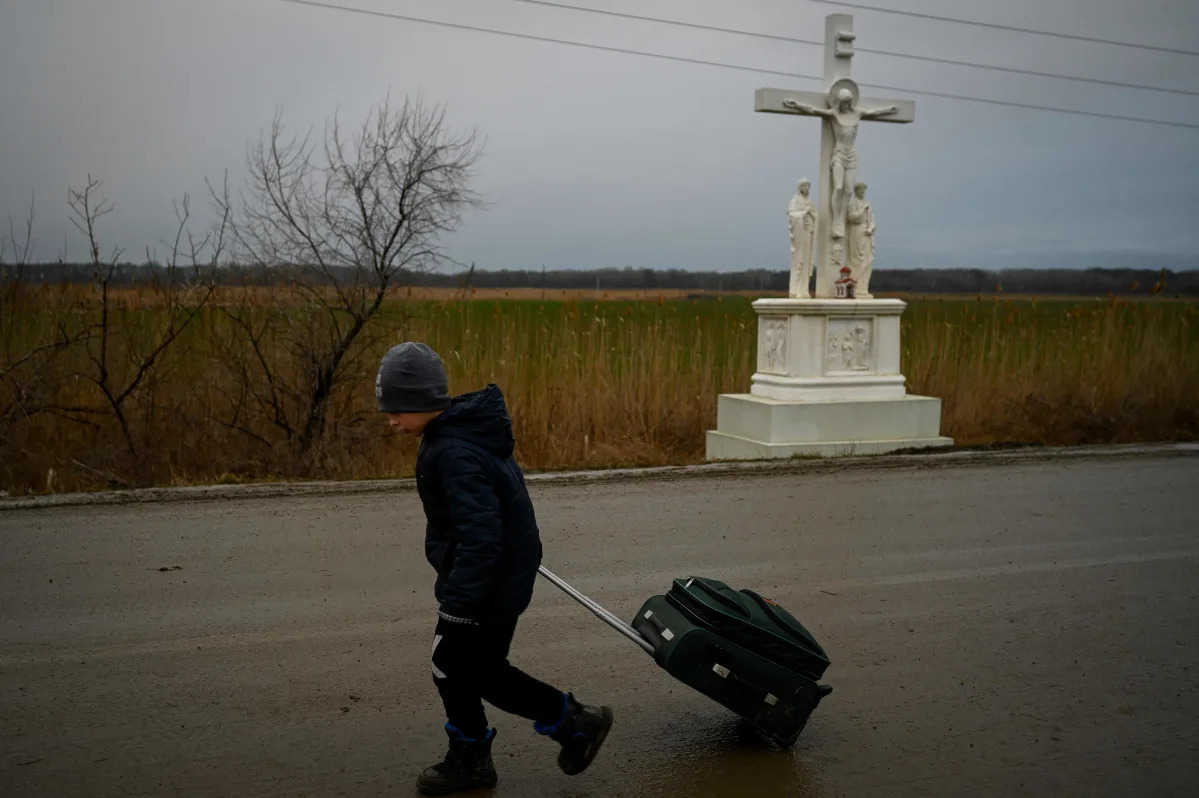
[416,725,498,796]
[543,693,614,776]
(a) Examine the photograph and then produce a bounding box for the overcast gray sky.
[2,0,1198,272]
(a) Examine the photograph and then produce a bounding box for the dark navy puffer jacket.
[415,384,542,622]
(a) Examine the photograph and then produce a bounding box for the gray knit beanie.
[376,342,451,413]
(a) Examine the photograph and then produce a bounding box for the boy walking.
[376,342,613,795]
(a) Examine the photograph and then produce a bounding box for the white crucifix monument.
[706,13,953,460]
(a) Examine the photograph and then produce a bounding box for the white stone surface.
[778,85,899,241]
[846,183,876,297]
[706,431,955,460]
[754,14,914,298]
[706,13,949,462]
[761,317,789,373]
[826,316,872,371]
[750,298,906,401]
[708,294,953,459]
[706,394,953,460]
[787,178,816,298]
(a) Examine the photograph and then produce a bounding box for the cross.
[755,14,915,298]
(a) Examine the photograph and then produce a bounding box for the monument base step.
[705,393,953,461]
[706,431,955,460]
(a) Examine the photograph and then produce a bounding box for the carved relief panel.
[759,317,789,374]
[825,317,874,373]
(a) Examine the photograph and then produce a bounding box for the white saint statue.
[783,81,898,239]
[845,182,876,297]
[787,178,816,298]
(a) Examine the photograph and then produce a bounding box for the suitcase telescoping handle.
[537,565,655,655]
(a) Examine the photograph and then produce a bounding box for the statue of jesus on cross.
[754,14,915,298]
[782,81,899,239]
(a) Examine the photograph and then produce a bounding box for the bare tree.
[0,193,63,439]
[1,192,36,274]
[1,193,37,334]
[0,193,91,444]
[66,176,227,457]
[212,94,482,464]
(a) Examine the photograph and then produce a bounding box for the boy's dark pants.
[431,616,564,738]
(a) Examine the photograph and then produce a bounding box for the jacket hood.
[424,383,515,458]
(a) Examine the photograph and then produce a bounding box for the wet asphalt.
[2,452,1197,797]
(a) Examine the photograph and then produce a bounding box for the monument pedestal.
[706,298,953,460]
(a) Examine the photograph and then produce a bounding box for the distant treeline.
[4,263,1197,296]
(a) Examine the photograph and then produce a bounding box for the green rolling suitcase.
[630,576,832,746]
[538,568,833,748]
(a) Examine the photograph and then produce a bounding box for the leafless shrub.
[0,193,86,449]
[209,94,483,467]
[56,176,228,460]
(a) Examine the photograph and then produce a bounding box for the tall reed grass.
[905,296,1199,445]
[2,287,1195,495]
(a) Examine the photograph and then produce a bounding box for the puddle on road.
[637,718,824,795]
[482,708,831,798]
[602,712,829,798]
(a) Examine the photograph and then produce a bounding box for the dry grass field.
[2,283,1196,495]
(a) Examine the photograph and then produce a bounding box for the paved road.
[2,453,1197,797]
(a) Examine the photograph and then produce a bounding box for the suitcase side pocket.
[705,641,775,705]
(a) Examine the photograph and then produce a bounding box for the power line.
[861,45,1199,98]
[801,0,1199,58]
[279,0,822,79]
[277,0,1199,130]
[845,81,1199,130]
[504,0,1199,97]
[508,0,816,46]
